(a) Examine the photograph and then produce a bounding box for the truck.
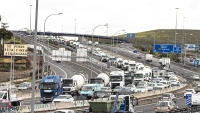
[110,71,125,89]
[108,56,117,66]
[39,75,63,103]
[89,73,110,87]
[80,84,101,99]
[145,54,153,62]
[0,83,23,106]
[115,58,123,68]
[62,74,87,96]
[134,70,146,85]
[94,42,99,46]
[122,60,129,70]
[191,93,200,107]
[88,94,135,113]
[124,71,133,85]
[160,58,170,68]
[128,61,136,73]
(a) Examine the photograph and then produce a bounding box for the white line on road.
[48,62,67,79]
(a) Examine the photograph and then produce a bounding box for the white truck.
[94,42,99,46]
[110,71,125,89]
[0,83,23,106]
[134,70,146,85]
[145,54,153,62]
[62,74,87,96]
[191,93,200,107]
[160,58,170,68]
[122,60,129,70]
[89,73,110,87]
[115,58,123,68]
[128,61,136,72]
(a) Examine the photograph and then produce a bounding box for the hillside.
[123,29,200,45]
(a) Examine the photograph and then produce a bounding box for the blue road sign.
[185,93,192,107]
[154,44,174,53]
[194,59,199,66]
[199,44,200,50]
[127,33,130,38]
[173,45,182,54]
[132,33,135,38]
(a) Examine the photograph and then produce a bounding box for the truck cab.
[110,71,125,89]
[40,75,63,103]
[134,70,146,85]
[124,71,133,86]
[122,60,129,70]
[80,84,101,99]
[128,61,136,73]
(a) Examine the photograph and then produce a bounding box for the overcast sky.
[0,0,200,36]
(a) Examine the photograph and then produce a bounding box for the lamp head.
[58,13,63,15]
[190,34,193,36]
[104,23,108,26]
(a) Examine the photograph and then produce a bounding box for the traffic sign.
[185,93,192,107]
[186,44,195,51]
[132,33,135,38]
[154,44,174,53]
[194,59,199,66]
[173,45,182,54]
[127,33,130,38]
[198,44,200,50]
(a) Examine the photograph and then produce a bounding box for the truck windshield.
[134,74,143,78]
[90,79,103,84]
[110,76,122,82]
[0,92,4,98]
[41,83,57,90]
[129,64,136,66]
[63,80,73,87]
[82,86,94,91]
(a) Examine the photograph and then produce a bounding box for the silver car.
[155,100,178,113]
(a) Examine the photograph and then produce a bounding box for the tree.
[0,27,13,54]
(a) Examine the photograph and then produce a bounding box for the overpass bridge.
[12,30,131,43]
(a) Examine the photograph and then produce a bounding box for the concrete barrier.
[16,90,40,99]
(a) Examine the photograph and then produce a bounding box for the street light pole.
[75,19,76,34]
[113,30,125,54]
[31,0,38,112]
[190,34,198,58]
[91,23,108,78]
[44,13,63,74]
[175,8,179,46]
[30,5,32,33]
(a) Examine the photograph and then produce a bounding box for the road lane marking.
[48,62,67,79]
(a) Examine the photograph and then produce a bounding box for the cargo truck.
[39,75,63,103]
[62,74,87,96]
[145,54,153,62]
[89,73,110,87]
[110,71,125,89]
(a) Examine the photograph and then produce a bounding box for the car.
[147,83,157,91]
[54,110,76,113]
[96,87,112,98]
[161,93,177,103]
[165,72,175,78]
[195,84,200,92]
[159,80,170,88]
[155,100,178,113]
[52,95,74,103]
[184,89,196,98]
[193,75,200,80]
[133,49,137,53]
[126,84,136,93]
[135,85,148,93]
[153,83,165,90]
[154,77,164,83]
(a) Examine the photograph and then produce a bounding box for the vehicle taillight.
[168,106,170,110]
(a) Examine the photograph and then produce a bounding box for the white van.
[128,61,136,72]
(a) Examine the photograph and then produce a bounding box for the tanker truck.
[63,74,87,96]
[89,73,110,87]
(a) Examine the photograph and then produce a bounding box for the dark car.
[133,49,137,53]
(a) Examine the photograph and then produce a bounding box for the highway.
[14,32,199,112]
[96,44,198,112]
